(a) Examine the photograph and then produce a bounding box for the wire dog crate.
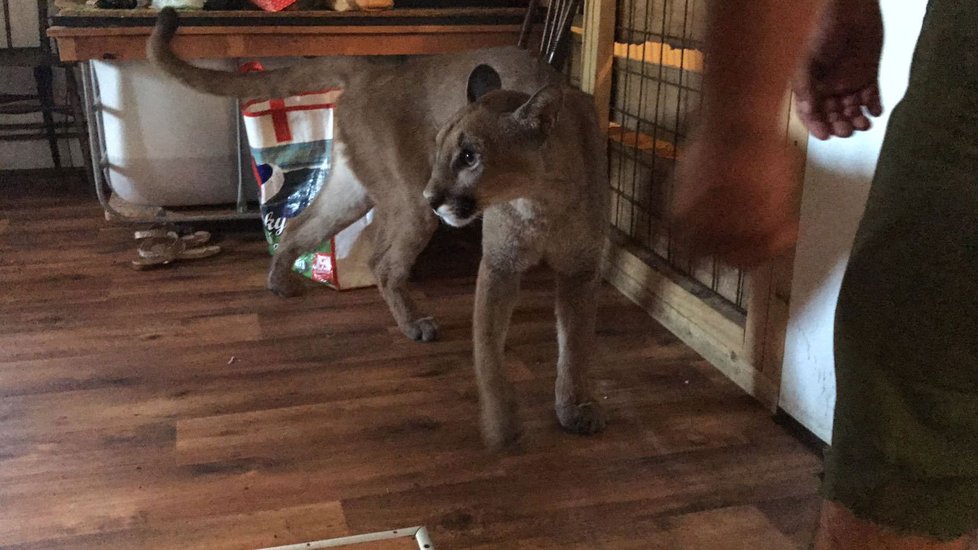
[604,0,748,314]
[562,0,801,406]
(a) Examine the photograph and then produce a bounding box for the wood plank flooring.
[0,172,822,549]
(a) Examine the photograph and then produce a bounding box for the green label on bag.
[254,143,337,287]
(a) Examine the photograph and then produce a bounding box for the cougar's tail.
[147,8,356,98]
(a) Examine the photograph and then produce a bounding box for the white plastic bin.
[93,59,243,207]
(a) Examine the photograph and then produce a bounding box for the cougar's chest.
[482,200,550,272]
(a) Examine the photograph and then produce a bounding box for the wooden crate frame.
[578,0,808,409]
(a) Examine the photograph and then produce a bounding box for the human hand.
[793,0,885,139]
[671,132,800,269]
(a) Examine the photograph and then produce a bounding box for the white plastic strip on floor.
[257,526,434,550]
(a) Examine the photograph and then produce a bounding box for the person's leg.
[814,501,976,549]
[815,1,978,544]
[818,86,978,550]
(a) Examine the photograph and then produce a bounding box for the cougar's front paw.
[402,316,439,342]
[481,409,522,451]
[267,271,305,298]
[556,400,607,436]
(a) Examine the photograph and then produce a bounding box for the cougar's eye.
[459,148,478,168]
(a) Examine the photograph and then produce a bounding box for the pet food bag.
[240,61,375,290]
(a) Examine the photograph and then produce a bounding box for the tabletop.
[48,7,534,61]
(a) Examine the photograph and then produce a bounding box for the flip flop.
[134,229,212,247]
[131,230,221,270]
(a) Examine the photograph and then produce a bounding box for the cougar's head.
[423,64,564,227]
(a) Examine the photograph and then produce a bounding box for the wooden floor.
[0,172,823,549]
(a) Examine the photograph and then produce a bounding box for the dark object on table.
[95,0,138,7]
[204,0,253,9]
[284,0,330,9]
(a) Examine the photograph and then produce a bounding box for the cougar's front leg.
[473,259,523,450]
[553,270,606,435]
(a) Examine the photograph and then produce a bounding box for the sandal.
[134,228,212,247]
[131,229,221,270]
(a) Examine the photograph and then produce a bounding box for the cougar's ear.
[512,84,564,141]
[467,64,503,103]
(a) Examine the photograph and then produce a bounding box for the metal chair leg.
[34,64,62,169]
[518,0,540,49]
[64,64,93,183]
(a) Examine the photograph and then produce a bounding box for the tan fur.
[148,8,561,343]
[424,71,609,448]
[149,11,609,447]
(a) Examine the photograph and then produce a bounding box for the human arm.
[671,0,827,268]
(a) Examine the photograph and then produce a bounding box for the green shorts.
[823,0,978,540]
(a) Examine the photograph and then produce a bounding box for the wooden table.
[47,8,533,223]
[49,8,531,61]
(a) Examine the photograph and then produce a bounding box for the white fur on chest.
[511,198,543,220]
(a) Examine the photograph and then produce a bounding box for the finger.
[822,96,842,115]
[807,119,832,140]
[795,97,816,116]
[842,103,872,131]
[851,114,872,131]
[841,93,862,107]
[791,72,816,108]
[831,119,855,138]
[796,106,832,140]
[843,105,862,119]
[862,86,883,117]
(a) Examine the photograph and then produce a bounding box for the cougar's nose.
[424,189,445,210]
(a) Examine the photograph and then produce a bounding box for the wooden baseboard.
[774,408,829,451]
[603,241,780,411]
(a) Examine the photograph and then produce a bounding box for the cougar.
[148,9,608,447]
[424,66,609,447]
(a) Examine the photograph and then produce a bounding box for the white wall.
[778,0,928,442]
